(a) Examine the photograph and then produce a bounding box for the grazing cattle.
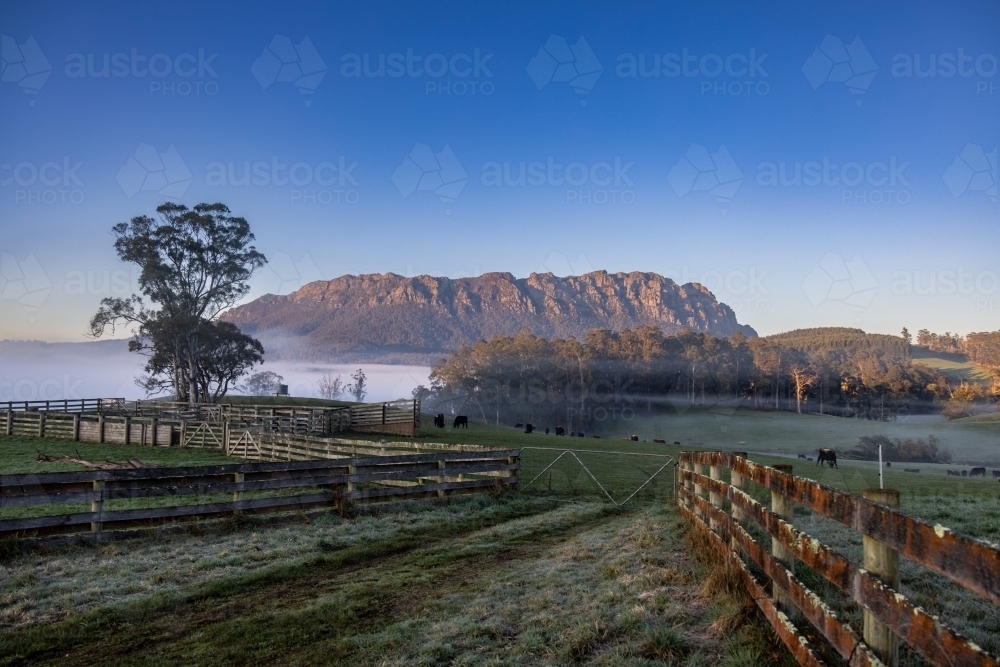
[514,423,523,428]
[524,423,534,434]
[970,467,986,478]
[674,441,680,445]
[433,414,445,428]
[807,457,813,462]
[453,415,469,428]
[962,470,968,477]
[947,470,960,476]
[545,427,550,434]
[885,461,890,467]
[797,454,807,460]
[630,435,639,442]
[593,435,601,438]
[555,426,565,436]
[816,449,838,468]
[653,439,666,444]
[904,468,920,473]
[577,432,584,437]
[993,470,1000,479]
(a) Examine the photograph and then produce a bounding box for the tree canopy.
[90,203,267,403]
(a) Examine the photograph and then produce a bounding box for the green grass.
[910,349,994,383]
[597,405,1000,466]
[0,495,795,667]
[0,435,232,475]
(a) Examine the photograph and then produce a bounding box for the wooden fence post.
[73,413,81,441]
[151,417,158,446]
[233,471,244,514]
[5,407,12,436]
[437,459,446,498]
[771,464,796,618]
[709,463,723,532]
[37,411,46,438]
[730,452,748,523]
[91,479,104,535]
[180,419,187,447]
[123,416,131,445]
[98,413,106,443]
[863,488,901,667]
[347,465,357,495]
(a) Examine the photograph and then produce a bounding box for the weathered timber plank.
[677,499,828,667]
[683,452,1000,607]
[681,469,999,667]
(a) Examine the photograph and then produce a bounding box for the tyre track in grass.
[2,499,627,666]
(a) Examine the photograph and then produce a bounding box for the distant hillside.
[223,271,757,363]
[911,347,993,383]
[764,327,909,358]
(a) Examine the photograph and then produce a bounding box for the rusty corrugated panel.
[678,497,829,667]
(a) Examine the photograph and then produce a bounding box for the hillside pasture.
[911,348,994,383]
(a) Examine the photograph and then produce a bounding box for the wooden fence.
[0,449,520,539]
[677,451,1000,667]
[226,429,506,462]
[1,398,422,443]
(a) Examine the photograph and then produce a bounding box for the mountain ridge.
[223,270,757,363]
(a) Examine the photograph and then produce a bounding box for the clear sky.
[1,0,998,342]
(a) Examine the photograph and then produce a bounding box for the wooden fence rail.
[0,449,520,539]
[2,398,421,440]
[677,451,999,667]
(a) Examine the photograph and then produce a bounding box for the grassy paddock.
[0,494,796,666]
[0,435,232,475]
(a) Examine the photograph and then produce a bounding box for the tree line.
[420,326,1000,430]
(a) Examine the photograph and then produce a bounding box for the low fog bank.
[0,340,430,403]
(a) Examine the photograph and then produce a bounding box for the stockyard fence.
[0,397,525,540]
[0,450,519,539]
[1,397,423,446]
[677,451,1000,667]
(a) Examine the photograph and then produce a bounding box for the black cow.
[555,426,565,436]
[885,461,891,467]
[797,454,807,460]
[970,467,986,478]
[630,435,639,442]
[947,470,960,476]
[577,431,584,437]
[993,470,1000,479]
[433,414,445,428]
[524,423,534,434]
[545,427,550,434]
[453,415,468,428]
[653,439,666,444]
[817,449,838,468]
[514,423,523,428]
[962,470,968,477]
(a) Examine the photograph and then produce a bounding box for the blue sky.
[1,0,998,342]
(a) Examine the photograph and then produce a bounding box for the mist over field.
[0,340,429,403]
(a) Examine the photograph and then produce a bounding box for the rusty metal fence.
[677,451,1000,667]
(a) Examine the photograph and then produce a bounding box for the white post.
[878,444,883,490]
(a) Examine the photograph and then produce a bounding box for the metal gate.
[520,447,675,505]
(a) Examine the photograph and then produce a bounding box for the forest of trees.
[418,326,1000,431]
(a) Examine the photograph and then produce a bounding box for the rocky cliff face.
[223,271,756,363]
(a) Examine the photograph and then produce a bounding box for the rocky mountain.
[223,271,756,364]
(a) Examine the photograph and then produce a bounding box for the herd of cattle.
[799,448,999,479]
[431,417,1000,480]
